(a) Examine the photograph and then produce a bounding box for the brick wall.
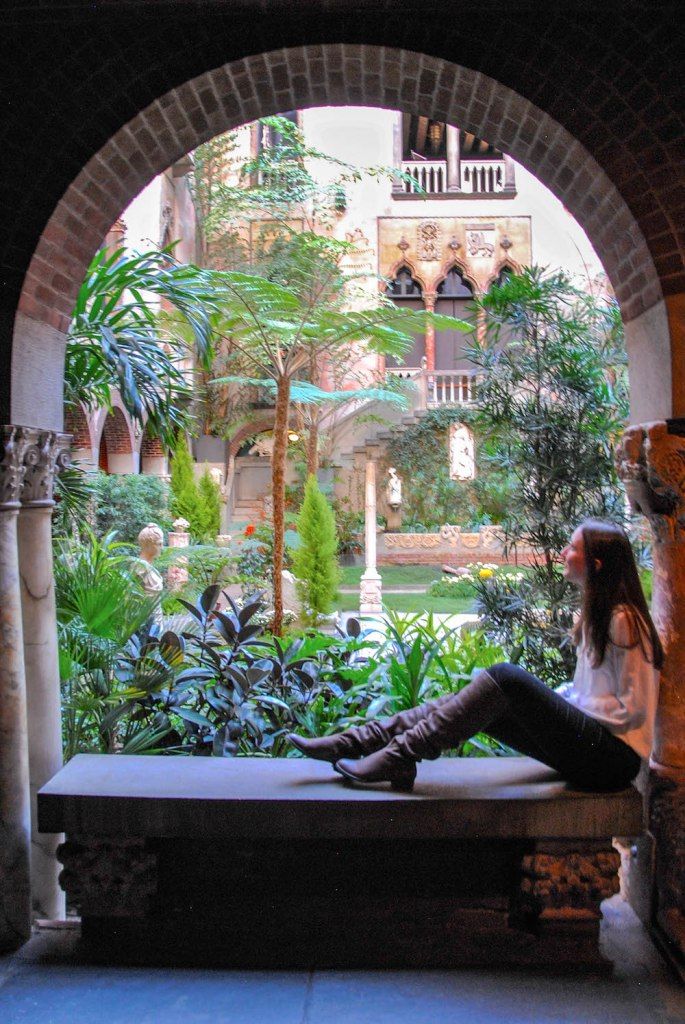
[2,3,683,422]
[101,408,133,455]
[63,405,92,450]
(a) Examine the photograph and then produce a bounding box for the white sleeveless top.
[560,607,659,760]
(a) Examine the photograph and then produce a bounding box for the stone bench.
[38,754,643,970]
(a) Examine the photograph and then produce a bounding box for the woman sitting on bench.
[289,519,662,793]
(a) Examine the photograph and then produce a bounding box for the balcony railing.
[399,158,508,196]
[460,159,505,193]
[387,364,476,409]
[427,372,475,406]
[400,160,447,194]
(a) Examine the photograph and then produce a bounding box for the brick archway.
[9,43,678,431]
[98,407,136,475]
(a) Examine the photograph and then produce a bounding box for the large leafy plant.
[66,246,217,447]
[467,267,629,683]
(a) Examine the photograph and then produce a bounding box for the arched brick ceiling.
[1,1,683,418]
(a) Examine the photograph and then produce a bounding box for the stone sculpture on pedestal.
[134,523,164,625]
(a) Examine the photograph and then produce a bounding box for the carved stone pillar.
[617,419,685,961]
[502,153,516,195]
[360,457,382,614]
[446,125,461,192]
[515,842,621,964]
[0,427,32,950]
[57,836,157,918]
[423,292,437,371]
[17,429,70,920]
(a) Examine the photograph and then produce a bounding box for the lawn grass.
[339,564,442,587]
[335,590,477,615]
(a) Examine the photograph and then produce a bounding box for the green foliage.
[467,266,630,683]
[67,246,217,446]
[157,544,237,613]
[292,475,341,622]
[53,461,97,539]
[169,436,216,542]
[385,407,513,531]
[56,560,513,763]
[198,464,221,538]
[54,529,159,759]
[91,471,172,542]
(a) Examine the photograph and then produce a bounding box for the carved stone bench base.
[61,835,619,970]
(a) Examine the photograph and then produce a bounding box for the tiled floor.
[0,897,683,1024]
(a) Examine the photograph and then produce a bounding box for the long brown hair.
[572,519,664,670]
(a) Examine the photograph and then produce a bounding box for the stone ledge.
[38,754,643,841]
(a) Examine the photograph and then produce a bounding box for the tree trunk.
[271,374,291,634]
[306,416,319,477]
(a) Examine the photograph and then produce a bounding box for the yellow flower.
[479,568,495,579]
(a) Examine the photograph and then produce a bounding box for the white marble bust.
[135,523,164,624]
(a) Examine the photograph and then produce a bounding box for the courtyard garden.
[52,117,645,768]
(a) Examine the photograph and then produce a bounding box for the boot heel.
[391,775,415,792]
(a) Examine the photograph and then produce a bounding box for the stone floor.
[0,898,683,1023]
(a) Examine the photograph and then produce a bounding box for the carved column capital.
[1,426,72,509]
[617,420,685,542]
[0,426,32,509]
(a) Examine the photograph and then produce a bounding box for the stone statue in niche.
[385,467,403,530]
[134,522,165,624]
[209,466,226,497]
[386,467,402,509]
[449,424,476,481]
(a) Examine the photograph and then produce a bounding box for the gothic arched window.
[387,266,423,298]
[434,270,475,372]
[385,267,424,367]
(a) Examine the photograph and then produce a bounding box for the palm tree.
[65,245,217,447]
[212,232,469,633]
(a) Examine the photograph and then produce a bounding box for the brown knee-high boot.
[287,694,457,763]
[334,670,508,791]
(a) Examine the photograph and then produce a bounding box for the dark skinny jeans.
[483,662,641,791]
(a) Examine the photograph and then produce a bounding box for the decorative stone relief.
[57,836,157,917]
[385,533,442,549]
[417,220,441,260]
[617,421,685,542]
[518,849,620,916]
[466,228,495,259]
[249,435,274,458]
[359,570,383,613]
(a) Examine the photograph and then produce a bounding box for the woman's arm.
[578,610,651,732]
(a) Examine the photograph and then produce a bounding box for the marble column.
[617,420,685,960]
[446,125,461,192]
[423,292,437,372]
[0,427,32,951]
[391,111,404,195]
[17,429,70,920]
[360,458,382,614]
